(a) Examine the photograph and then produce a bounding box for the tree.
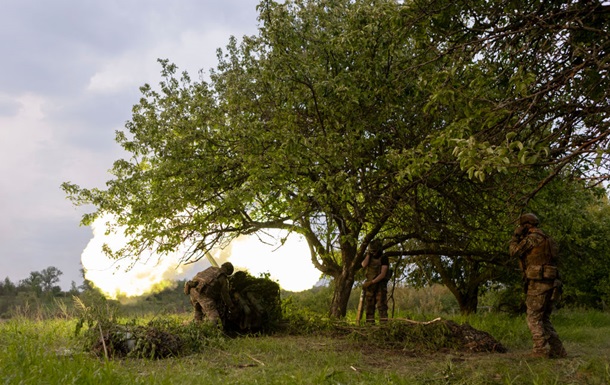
[384,0,610,313]
[19,272,43,296]
[0,277,16,296]
[419,0,610,191]
[62,0,609,317]
[65,0,447,317]
[18,267,63,297]
[39,266,63,294]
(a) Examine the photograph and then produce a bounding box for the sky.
[0,0,321,293]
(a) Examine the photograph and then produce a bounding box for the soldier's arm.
[371,265,389,283]
[509,237,523,259]
[511,231,542,259]
[361,252,371,268]
[521,232,545,251]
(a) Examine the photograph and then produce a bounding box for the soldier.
[509,213,567,358]
[184,262,236,326]
[361,239,390,324]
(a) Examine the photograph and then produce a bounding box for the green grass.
[1,310,610,384]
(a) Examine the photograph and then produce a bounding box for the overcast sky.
[0,0,261,289]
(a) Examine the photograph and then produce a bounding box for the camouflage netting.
[90,321,183,359]
[346,319,507,354]
[84,273,283,359]
[222,271,283,334]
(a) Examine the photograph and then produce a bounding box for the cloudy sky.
[0,1,263,289]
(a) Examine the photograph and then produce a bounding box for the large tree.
[65,0,441,317]
[63,0,608,317]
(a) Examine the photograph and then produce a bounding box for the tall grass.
[2,310,610,384]
[2,286,610,384]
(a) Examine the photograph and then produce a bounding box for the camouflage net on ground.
[89,317,249,359]
[87,317,506,359]
[86,272,283,359]
[221,271,283,334]
[345,318,507,354]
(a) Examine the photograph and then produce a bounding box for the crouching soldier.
[184,262,236,326]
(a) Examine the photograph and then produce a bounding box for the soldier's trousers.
[526,289,565,357]
[365,283,388,323]
[189,288,221,325]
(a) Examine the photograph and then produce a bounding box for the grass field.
[1,308,610,384]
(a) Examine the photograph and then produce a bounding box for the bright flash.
[81,215,321,299]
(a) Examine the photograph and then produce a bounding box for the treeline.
[0,266,82,298]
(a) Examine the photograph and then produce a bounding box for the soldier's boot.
[548,341,567,358]
[529,340,549,358]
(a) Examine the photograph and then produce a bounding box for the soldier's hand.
[362,281,373,289]
[183,281,192,295]
[514,225,527,237]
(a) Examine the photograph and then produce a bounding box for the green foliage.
[281,285,334,315]
[521,180,610,309]
[62,0,610,320]
[280,297,337,335]
[227,271,283,333]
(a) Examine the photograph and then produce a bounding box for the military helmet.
[221,262,234,275]
[369,238,383,252]
[519,213,540,226]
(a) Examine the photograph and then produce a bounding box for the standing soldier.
[361,239,390,324]
[184,262,236,326]
[509,213,567,358]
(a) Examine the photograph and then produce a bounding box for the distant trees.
[0,277,16,296]
[0,266,67,298]
[18,266,63,297]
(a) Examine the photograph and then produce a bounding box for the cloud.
[0,0,261,290]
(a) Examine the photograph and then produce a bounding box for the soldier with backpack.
[510,213,567,358]
[184,262,237,326]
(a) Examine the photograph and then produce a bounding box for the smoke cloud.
[81,215,322,299]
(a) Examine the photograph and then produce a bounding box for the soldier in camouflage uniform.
[509,213,567,358]
[184,262,236,326]
[361,239,390,324]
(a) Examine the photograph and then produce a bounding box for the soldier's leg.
[189,291,204,321]
[542,293,567,358]
[376,285,388,322]
[196,293,221,326]
[364,287,376,324]
[526,293,548,356]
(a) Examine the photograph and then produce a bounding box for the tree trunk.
[329,268,356,318]
[457,288,479,315]
[431,255,483,315]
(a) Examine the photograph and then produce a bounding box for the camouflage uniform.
[362,240,389,324]
[184,263,234,325]
[509,214,567,358]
